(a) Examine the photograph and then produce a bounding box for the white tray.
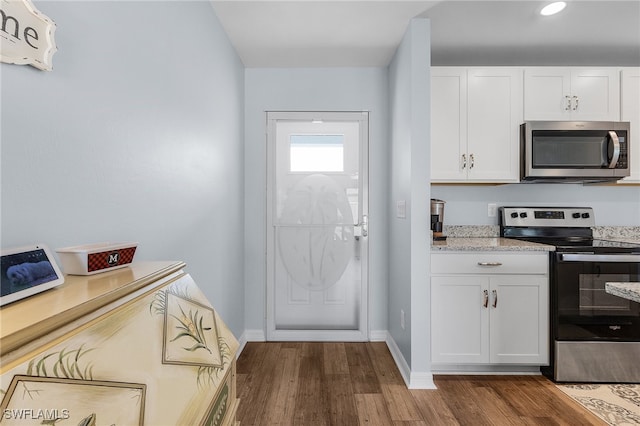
[56,242,138,275]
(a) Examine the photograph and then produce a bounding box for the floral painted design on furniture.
[150,283,232,385]
[26,344,95,380]
[0,262,239,425]
[0,375,145,425]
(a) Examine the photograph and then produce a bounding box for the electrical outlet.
[488,203,497,217]
[400,309,405,330]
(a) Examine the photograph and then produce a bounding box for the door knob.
[355,215,368,239]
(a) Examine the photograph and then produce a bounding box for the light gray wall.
[244,67,389,335]
[0,1,246,336]
[432,184,640,226]
[388,18,431,372]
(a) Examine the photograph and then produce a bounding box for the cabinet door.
[524,68,571,120]
[620,68,640,183]
[489,275,549,364]
[524,67,620,121]
[570,68,620,121]
[467,68,522,182]
[431,275,489,364]
[431,68,467,181]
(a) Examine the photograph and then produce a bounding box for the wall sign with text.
[0,0,56,71]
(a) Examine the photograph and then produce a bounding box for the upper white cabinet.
[431,67,522,183]
[620,67,640,184]
[524,67,620,121]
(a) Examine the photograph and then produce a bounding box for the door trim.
[265,111,369,342]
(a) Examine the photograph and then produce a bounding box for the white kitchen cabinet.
[431,67,522,183]
[431,252,549,366]
[524,67,620,121]
[619,67,640,184]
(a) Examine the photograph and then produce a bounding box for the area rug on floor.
[557,384,640,425]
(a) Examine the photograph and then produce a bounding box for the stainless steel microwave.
[521,121,630,183]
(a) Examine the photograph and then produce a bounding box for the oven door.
[554,252,640,341]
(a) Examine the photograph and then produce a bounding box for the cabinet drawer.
[431,253,548,274]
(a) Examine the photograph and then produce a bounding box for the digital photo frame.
[1,244,65,307]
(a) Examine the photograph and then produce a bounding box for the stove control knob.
[572,213,581,219]
[581,212,590,219]
[519,212,527,218]
[510,212,518,218]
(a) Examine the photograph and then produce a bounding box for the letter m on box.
[0,0,56,70]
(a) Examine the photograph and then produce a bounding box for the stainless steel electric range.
[499,206,640,383]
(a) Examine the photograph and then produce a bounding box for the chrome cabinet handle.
[461,154,467,169]
[608,131,620,169]
[483,289,489,308]
[469,153,474,169]
[477,262,502,266]
[492,290,498,308]
[572,95,578,111]
[565,95,572,111]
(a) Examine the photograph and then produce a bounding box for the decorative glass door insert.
[266,112,368,340]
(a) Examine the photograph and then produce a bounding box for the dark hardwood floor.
[236,342,604,425]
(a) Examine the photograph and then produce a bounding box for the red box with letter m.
[56,242,138,275]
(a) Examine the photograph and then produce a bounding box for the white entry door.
[266,111,369,341]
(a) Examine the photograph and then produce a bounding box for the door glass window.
[290,134,344,172]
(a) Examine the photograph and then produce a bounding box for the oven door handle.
[560,253,640,263]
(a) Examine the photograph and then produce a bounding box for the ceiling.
[210,0,640,68]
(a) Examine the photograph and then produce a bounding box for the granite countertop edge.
[431,237,555,252]
[432,225,640,251]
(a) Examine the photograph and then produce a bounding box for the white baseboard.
[384,332,436,389]
[369,329,388,341]
[383,332,411,386]
[409,371,436,389]
[244,329,266,342]
[236,329,266,358]
[236,331,247,359]
[432,364,542,375]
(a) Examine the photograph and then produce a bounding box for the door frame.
[265,111,369,341]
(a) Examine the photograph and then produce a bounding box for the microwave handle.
[608,131,620,169]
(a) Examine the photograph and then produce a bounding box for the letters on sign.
[108,252,120,266]
[0,0,56,71]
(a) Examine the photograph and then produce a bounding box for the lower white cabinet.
[431,253,549,366]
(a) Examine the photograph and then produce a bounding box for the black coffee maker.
[430,199,446,241]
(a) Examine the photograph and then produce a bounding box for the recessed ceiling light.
[540,1,567,16]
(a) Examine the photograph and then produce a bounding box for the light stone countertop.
[431,237,555,252]
[605,282,640,304]
[432,225,640,251]
[593,226,640,243]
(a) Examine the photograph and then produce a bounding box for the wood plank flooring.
[236,342,604,425]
